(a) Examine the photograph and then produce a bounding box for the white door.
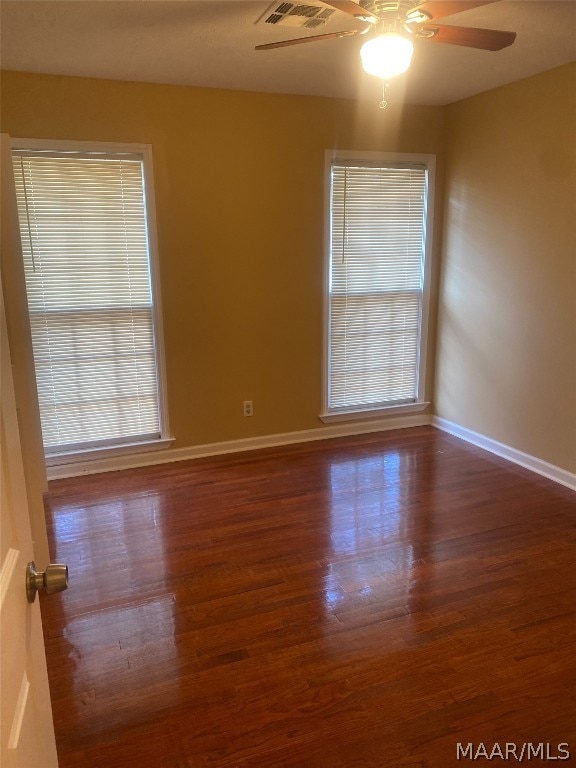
[0,165,59,766]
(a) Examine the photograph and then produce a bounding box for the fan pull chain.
[379,81,389,110]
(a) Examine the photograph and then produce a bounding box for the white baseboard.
[47,413,432,480]
[433,416,576,491]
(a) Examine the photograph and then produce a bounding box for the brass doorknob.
[26,561,68,603]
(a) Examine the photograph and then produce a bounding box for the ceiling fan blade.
[256,29,359,50]
[418,24,516,50]
[320,1,378,22]
[407,1,497,22]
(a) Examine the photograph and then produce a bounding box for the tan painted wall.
[435,64,576,473]
[0,70,445,449]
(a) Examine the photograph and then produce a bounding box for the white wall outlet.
[243,400,253,417]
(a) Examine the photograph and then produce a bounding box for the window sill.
[45,437,175,467]
[319,402,430,424]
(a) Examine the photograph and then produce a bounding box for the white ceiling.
[1,0,575,106]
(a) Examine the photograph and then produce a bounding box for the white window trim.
[11,137,173,461]
[44,438,175,467]
[320,149,436,423]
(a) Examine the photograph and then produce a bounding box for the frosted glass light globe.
[360,33,414,79]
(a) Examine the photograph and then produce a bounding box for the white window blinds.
[12,149,162,454]
[328,162,427,412]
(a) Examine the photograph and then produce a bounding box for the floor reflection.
[52,492,168,606]
[47,491,181,731]
[329,451,403,554]
[325,450,415,615]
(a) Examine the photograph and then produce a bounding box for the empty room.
[1,1,575,766]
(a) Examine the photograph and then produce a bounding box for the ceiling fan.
[255,1,517,81]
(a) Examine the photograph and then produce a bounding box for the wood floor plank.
[40,426,576,766]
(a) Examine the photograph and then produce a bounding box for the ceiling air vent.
[257,1,337,29]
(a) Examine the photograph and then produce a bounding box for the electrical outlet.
[243,400,253,417]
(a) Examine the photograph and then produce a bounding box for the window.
[323,152,434,420]
[12,140,170,458]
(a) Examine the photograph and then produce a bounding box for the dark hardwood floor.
[41,426,576,767]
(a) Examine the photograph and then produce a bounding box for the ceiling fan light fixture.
[360,32,414,79]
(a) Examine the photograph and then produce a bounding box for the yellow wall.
[3,66,574,474]
[0,70,445,448]
[435,64,576,473]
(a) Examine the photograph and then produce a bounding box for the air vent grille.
[291,4,323,17]
[257,1,337,28]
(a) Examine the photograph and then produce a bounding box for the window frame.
[11,137,172,464]
[321,150,436,423]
